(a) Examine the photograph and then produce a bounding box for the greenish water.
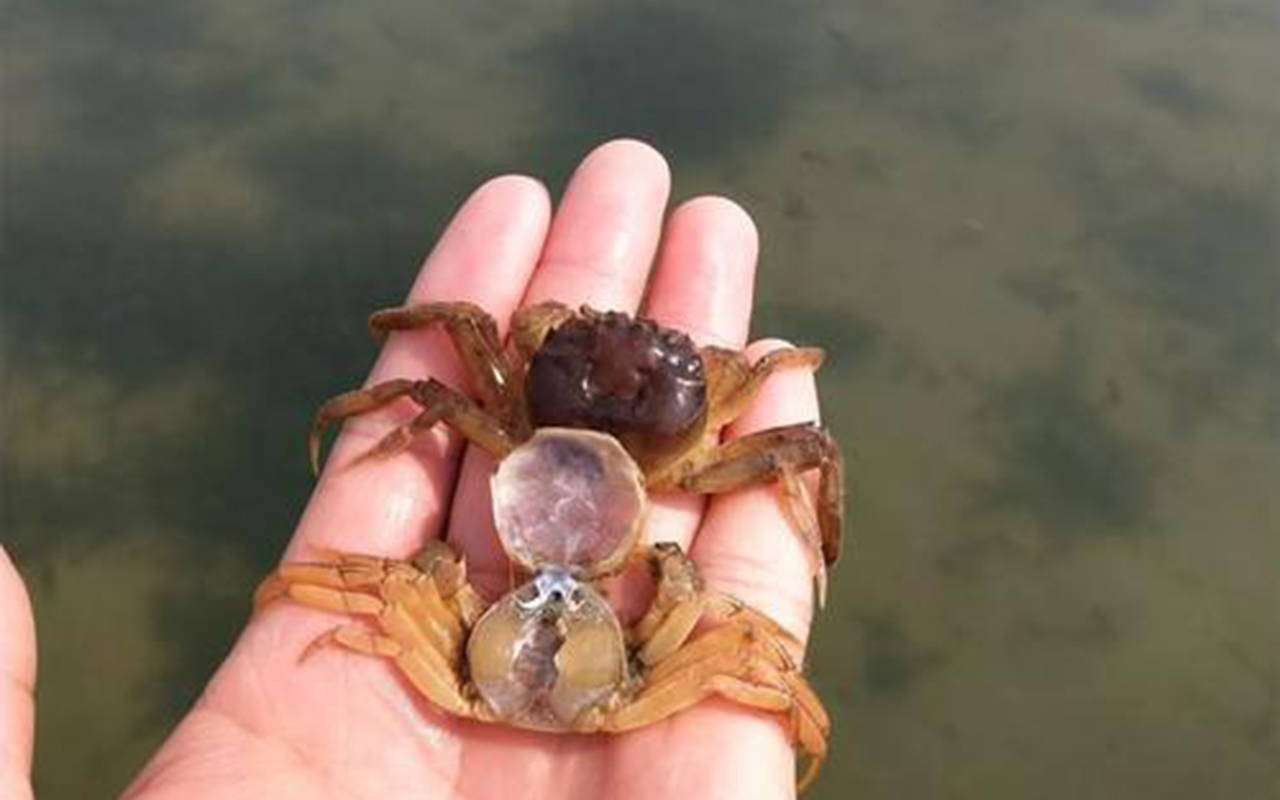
[3,1,1277,797]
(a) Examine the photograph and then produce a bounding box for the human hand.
[0,547,36,800]
[119,139,824,799]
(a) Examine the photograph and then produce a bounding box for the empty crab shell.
[467,568,627,729]
[490,428,647,577]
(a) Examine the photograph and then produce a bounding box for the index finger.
[286,175,550,560]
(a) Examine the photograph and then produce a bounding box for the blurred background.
[2,0,1277,797]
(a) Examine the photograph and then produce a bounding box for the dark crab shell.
[526,311,707,470]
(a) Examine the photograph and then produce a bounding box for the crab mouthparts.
[516,568,581,611]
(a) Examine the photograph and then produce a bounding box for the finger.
[642,195,758,350]
[448,140,671,587]
[637,196,759,559]
[690,339,822,643]
[287,175,550,560]
[521,138,670,309]
[603,203,793,800]
[0,546,36,800]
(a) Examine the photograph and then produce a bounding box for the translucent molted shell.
[491,428,647,577]
[467,569,627,729]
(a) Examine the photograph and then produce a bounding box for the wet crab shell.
[490,428,647,578]
[526,311,707,470]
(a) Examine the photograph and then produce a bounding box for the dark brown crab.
[259,428,830,790]
[310,301,846,598]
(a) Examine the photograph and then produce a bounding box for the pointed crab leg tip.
[307,427,326,476]
[806,539,829,610]
[299,631,336,664]
[797,757,823,793]
[252,579,283,612]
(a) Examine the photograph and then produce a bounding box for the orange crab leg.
[631,542,804,671]
[636,598,704,666]
[621,541,827,789]
[303,624,477,718]
[380,577,464,661]
[703,592,806,664]
[259,581,386,616]
[629,543,703,659]
[253,551,409,609]
[256,544,496,721]
[601,634,829,790]
[256,547,483,652]
[644,621,794,686]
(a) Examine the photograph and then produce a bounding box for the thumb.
[0,545,36,800]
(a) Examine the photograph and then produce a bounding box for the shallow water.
[3,1,1277,797]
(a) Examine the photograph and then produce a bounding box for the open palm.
[82,140,823,800]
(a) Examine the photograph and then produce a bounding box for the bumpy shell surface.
[526,312,707,469]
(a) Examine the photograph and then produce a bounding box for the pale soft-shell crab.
[258,428,830,790]
[308,301,845,600]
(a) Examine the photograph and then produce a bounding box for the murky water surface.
[3,1,1277,797]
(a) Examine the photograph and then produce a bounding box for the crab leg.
[778,463,829,607]
[698,345,825,430]
[256,580,385,616]
[702,592,805,664]
[280,545,484,637]
[308,379,416,473]
[602,624,829,791]
[642,621,792,685]
[309,377,520,472]
[650,422,844,605]
[254,543,493,716]
[400,379,519,458]
[625,542,827,785]
[631,542,806,665]
[412,540,487,628]
[255,550,440,611]
[630,543,704,663]
[510,300,576,364]
[303,625,478,719]
[368,301,515,418]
